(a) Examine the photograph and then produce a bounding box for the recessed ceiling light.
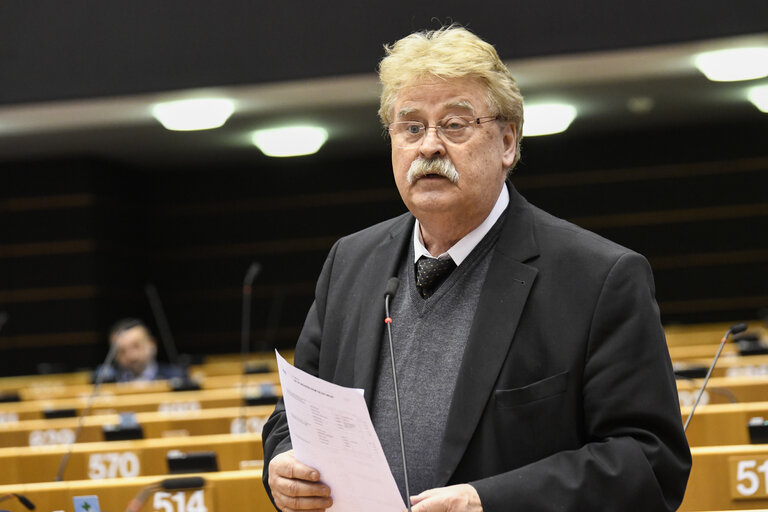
[152,98,235,131]
[523,104,577,137]
[748,85,768,113]
[252,126,329,157]
[627,96,655,115]
[694,47,768,82]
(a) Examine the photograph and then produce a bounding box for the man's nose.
[418,127,446,159]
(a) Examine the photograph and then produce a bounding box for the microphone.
[55,338,120,481]
[14,494,35,511]
[683,322,748,432]
[238,262,262,432]
[384,277,412,512]
[124,476,205,512]
[0,493,36,510]
[145,283,181,367]
[160,476,206,490]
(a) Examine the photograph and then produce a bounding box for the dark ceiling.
[1,1,767,168]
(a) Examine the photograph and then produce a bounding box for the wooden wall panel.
[1,122,767,375]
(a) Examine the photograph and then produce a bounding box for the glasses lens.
[389,117,479,147]
[389,122,424,147]
[439,117,472,144]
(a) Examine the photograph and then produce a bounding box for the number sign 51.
[730,456,768,499]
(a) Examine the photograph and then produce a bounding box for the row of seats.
[0,469,273,512]
[0,383,281,422]
[670,321,768,510]
[0,432,262,485]
[1,330,766,511]
[0,404,274,448]
[6,372,278,402]
[0,352,282,510]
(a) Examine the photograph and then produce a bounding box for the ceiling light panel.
[748,85,768,113]
[252,126,329,157]
[152,98,235,131]
[523,104,577,137]
[694,48,768,82]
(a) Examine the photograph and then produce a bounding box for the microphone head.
[384,277,400,298]
[244,262,262,286]
[14,494,35,510]
[160,476,206,490]
[730,323,748,335]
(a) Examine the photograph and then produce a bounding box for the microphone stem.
[239,262,260,432]
[385,295,413,512]
[56,340,119,481]
[683,330,730,432]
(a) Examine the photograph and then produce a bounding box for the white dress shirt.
[413,183,509,265]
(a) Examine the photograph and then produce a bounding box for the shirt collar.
[117,360,158,382]
[413,182,509,266]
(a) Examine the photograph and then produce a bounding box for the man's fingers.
[274,475,331,498]
[268,451,333,511]
[410,489,434,505]
[273,490,333,511]
[271,450,321,481]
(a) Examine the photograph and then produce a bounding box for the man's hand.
[410,484,483,512]
[268,450,333,512]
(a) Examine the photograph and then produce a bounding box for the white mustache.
[406,157,460,184]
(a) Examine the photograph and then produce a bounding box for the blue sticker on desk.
[73,495,101,512]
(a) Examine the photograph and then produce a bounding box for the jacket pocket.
[494,371,569,408]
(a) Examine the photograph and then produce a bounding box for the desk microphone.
[125,476,205,512]
[0,493,35,510]
[384,277,412,512]
[55,339,120,481]
[683,322,748,432]
[145,283,181,367]
[238,262,262,431]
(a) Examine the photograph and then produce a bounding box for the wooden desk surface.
[683,400,768,447]
[0,432,263,485]
[665,322,764,347]
[0,404,276,448]
[15,372,279,401]
[0,385,282,422]
[0,469,273,512]
[682,445,768,511]
[677,375,768,408]
[674,354,768,378]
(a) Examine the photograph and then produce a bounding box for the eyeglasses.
[387,115,500,148]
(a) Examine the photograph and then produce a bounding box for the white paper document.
[275,351,406,512]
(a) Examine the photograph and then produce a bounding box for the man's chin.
[406,187,458,213]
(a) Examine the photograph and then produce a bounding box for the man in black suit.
[262,26,690,512]
[104,318,186,383]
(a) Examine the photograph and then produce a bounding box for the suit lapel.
[436,183,540,485]
[352,214,414,407]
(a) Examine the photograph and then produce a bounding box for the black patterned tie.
[415,256,456,299]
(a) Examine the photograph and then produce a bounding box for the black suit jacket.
[262,183,691,511]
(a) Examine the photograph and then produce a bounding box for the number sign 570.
[88,451,140,479]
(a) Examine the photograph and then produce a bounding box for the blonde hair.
[378,25,524,167]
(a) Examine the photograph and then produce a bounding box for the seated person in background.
[101,318,187,383]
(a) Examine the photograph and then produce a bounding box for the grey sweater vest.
[371,216,504,500]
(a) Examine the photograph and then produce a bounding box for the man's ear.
[501,122,517,170]
[148,338,158,359]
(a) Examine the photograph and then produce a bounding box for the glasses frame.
[387,115,501,148]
